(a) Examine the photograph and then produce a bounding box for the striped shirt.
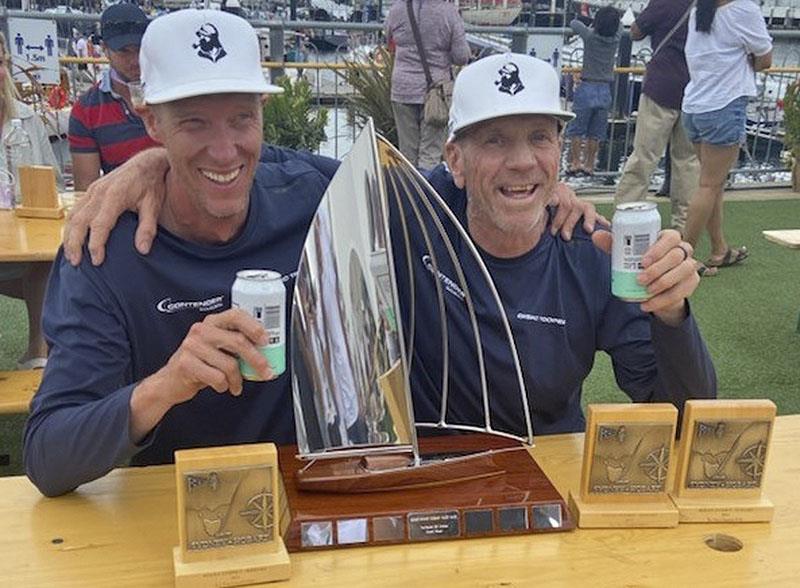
[68,70,159,173]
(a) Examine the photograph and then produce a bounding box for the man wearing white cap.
[59,47,713,438]
[408,54,715,436]
[24,10,333,497]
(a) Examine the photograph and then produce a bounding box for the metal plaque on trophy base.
[173,444,291,587]
[568,404,679,528]
[277,434,574,551]
[670,399,776,523]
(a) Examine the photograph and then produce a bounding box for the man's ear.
[138,105,161,143]
[444,141,467,190]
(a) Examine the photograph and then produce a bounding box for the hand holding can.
[231,270,287,381]
[611,202,661,302]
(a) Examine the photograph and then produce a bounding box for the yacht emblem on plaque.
[671,399,776,523]
[172,444,290,587]
[282,119,575,550]
[569,404,680,528]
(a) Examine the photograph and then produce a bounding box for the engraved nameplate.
[684,419,771,490]
[183,465,275,551]
[588,422,674,494]
[407,511,460,541]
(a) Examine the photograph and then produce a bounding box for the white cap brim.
[145,77,282,105]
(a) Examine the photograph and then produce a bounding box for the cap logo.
[494,62,524,96]
[192,23,227,63]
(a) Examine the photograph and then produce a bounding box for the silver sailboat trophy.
[284,121,572,548]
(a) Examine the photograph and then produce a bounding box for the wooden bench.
[0,370,42,414]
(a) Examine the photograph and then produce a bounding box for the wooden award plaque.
[670,399,776,523]
[568,404,679,528]
[277,434,575,551]
[14,166,64,219]
[173,443,291,587]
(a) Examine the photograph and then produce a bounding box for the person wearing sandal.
[681,0,772,276]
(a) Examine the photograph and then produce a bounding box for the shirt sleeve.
[570,19,590,39]
[23,250,144,497]
[734,4,773,57]
[447,6,471,66]
[259,143,340,180]
[634,1,657,37]
[68,99,99,154]
[597,299,717,416]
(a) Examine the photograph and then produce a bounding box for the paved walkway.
[573,185,799,204]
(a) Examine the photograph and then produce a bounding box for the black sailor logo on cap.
[495,62,524,96]
[192,23,227,63]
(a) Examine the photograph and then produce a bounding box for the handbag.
[406,0,453,126]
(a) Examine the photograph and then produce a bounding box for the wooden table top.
[0,209,64,262]
[2,415,799,587]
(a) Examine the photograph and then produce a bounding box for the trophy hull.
[295,448,505,493]
[279,434,574,551]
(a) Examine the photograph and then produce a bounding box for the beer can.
[611,202,661,302]
[231,269,286,380]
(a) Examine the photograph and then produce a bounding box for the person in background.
[0,33,62,370]
[681,0,772,276]
[68,3,158,191]
[384,0,471,169]
[614,0,698,232]
[565,5,621,177]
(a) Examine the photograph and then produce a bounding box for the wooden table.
[0,209,64,262]
[2,415,799,587]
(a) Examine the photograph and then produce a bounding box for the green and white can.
[232,269,286,380]
[611,202,661,302]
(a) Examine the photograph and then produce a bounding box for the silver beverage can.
[231,269,286,380]
[611,202,661,302]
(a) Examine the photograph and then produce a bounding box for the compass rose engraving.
[639,444,669,485]
[239,488,275,537]
[736,441,767,482]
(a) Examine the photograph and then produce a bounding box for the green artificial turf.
[1,197,799,477]
[586,198,800,413]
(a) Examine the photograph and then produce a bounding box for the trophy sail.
[291,119,415,459]
[291,121,534,491]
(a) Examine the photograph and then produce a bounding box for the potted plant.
[263,76,328,152]
[784,80,800,192]
[340,46,397,146]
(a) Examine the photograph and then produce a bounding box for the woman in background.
[0,32,62,369]
[682,0,772,275]
[566,5,621,177]
[385,0,471,169]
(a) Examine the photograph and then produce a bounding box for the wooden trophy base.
[278,434,574,551]
[568,491,679,528]
[173,539,291,588]
[670,495,774,523]
[14,205,64,219]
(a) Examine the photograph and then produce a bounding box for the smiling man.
[408,54,716,436]
[24,10,332,497]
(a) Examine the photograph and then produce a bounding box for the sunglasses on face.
[102,21,149,38]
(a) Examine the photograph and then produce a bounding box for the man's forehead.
[163,92,260,112]
[460,114,560,138]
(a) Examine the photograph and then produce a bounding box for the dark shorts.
[566,81,612,140]
[682,96,748,146]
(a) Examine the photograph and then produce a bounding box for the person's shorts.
[566,81,612,140]
[682,96,748,146]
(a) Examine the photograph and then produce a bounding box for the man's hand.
[63,147,170,267]
[592,229,699,326]
[129,309,275,442]
[549,182,609,241]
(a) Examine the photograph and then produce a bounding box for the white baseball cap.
[140,9,281,105]
[448,53,574,140]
